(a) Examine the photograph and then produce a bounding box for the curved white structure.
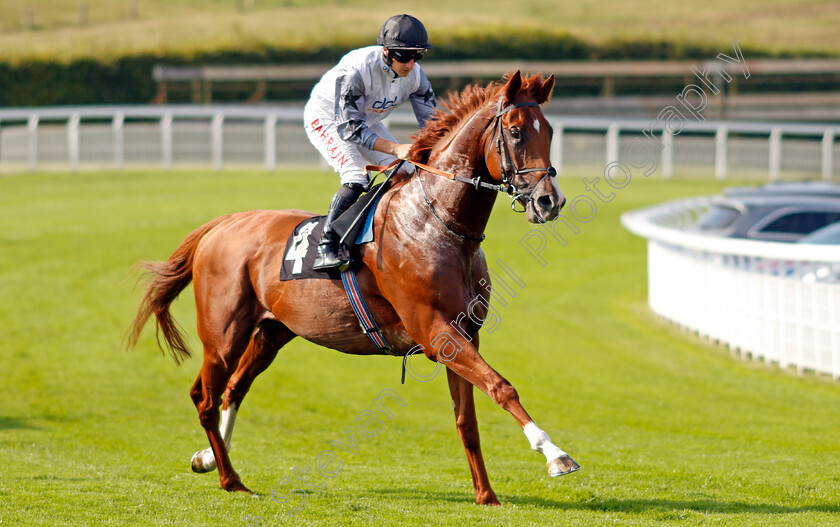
[622,199,840,379]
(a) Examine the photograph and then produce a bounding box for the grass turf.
[1,0,838,62]
[1,168,839,526]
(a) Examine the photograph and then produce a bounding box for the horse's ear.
[537,74,555,104]
[504,70,522,104]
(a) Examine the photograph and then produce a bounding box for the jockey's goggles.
[389,48,425,63]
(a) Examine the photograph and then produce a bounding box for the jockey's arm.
[373,137,412,161]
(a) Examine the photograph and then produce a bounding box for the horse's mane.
[409,72,550,165]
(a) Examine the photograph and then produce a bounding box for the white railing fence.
[1,105,839,178]
[622,200,840,379]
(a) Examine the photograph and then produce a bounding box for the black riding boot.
[313,183,365,271]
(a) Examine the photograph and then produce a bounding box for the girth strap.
[340,269,407,383]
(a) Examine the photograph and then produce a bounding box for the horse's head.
[483,71,565,223]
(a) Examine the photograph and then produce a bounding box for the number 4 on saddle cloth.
[279,181,386,282]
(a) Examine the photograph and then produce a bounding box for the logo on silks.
[285,221,317,274]
[371,96,398,111]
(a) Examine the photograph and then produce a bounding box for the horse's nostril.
[536,194,554,211]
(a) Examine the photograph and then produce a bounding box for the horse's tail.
[126,215,231,363]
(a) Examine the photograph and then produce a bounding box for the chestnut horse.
[128,71,578,505]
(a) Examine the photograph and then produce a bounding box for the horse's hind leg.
[446,368,499,506]
[224,320,294,410]
[189,282,261,494]
[191,320,294,474]
[194,339,253,492]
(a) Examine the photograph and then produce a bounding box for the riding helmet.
[377,14,432,50]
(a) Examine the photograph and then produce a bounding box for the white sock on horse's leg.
[523,421,566,462]
[220,402,238,450]
[193,402,239,471]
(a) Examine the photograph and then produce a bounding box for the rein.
[365,95,557,242]
[366,159,488,242]
[367,158,504,193]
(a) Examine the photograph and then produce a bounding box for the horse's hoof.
[547,455,581,477]
[223,479,254,495]
[191,450,217,473]
[476,490,500,506]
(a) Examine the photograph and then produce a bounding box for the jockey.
[305,14,437,271]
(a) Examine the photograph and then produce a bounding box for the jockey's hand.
[393,143,412,161]
[374,138,413,161]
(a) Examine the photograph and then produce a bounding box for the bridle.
[485,96,557,213]
[372,95,558,242]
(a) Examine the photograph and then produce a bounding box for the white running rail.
[622,199,840,379]
[1,105,838,178]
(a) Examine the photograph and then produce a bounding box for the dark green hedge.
[0,30,826,107]
[0,57,160,106]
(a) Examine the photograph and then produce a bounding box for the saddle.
[279,182,386,281]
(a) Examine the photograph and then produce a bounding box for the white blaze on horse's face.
[533,119,540,133]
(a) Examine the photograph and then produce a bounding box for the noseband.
[486,96,557,212]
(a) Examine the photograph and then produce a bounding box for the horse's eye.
[509,127,521,140]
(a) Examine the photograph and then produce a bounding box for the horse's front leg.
[446,368,499,505]
[425,317,580,478]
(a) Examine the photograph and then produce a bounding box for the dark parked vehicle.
[694,183,840,243]
[797,221,840,245]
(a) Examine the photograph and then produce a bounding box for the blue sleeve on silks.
[335,71,378,150]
